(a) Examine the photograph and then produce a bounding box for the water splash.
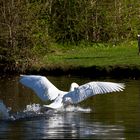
[23,104,41,113]
[0,101,91,121]
[56,106,91,113]
[0,100,10,120]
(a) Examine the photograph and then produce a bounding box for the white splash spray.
[0,101,91,121]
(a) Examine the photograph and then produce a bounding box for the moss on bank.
[1,64,140,79]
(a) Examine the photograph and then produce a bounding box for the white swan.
[19,75,125,109]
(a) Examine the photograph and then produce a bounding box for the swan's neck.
[69,82,79,92]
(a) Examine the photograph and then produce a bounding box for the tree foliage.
[0,0,140,72]
[0,0,49,71]
[47,0,140,43]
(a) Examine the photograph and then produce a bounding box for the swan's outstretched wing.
[20,75,61,101]
[63,82,125,104]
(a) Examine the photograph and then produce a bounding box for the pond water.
[0,75,140,139]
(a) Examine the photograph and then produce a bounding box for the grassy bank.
[1,41,140,78]
[42,41,140,69]
[23,40,139,78]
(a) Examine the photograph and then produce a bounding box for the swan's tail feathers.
[43,103,63,110]
[19,75,61,101]
[43,93,64,109]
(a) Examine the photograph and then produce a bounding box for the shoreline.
[1,64,140,79]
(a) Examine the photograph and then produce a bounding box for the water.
[0,75,140,139]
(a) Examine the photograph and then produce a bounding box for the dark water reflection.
[0,75,140,139]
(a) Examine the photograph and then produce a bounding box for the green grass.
[42,41,140,69]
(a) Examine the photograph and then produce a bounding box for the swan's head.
[69,82,79,92]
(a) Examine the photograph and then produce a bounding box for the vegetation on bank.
[43,41,140,68]
[0,0,140,75]
[21,41,140,78]
[1,40,140,77]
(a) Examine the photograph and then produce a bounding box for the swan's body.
[20,75,125,109]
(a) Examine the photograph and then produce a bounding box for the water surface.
[0,75,140,139]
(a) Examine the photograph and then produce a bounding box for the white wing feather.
[63,82,125,104]
[19,75,61,101]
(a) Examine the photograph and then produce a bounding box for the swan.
[19,75,125,109]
